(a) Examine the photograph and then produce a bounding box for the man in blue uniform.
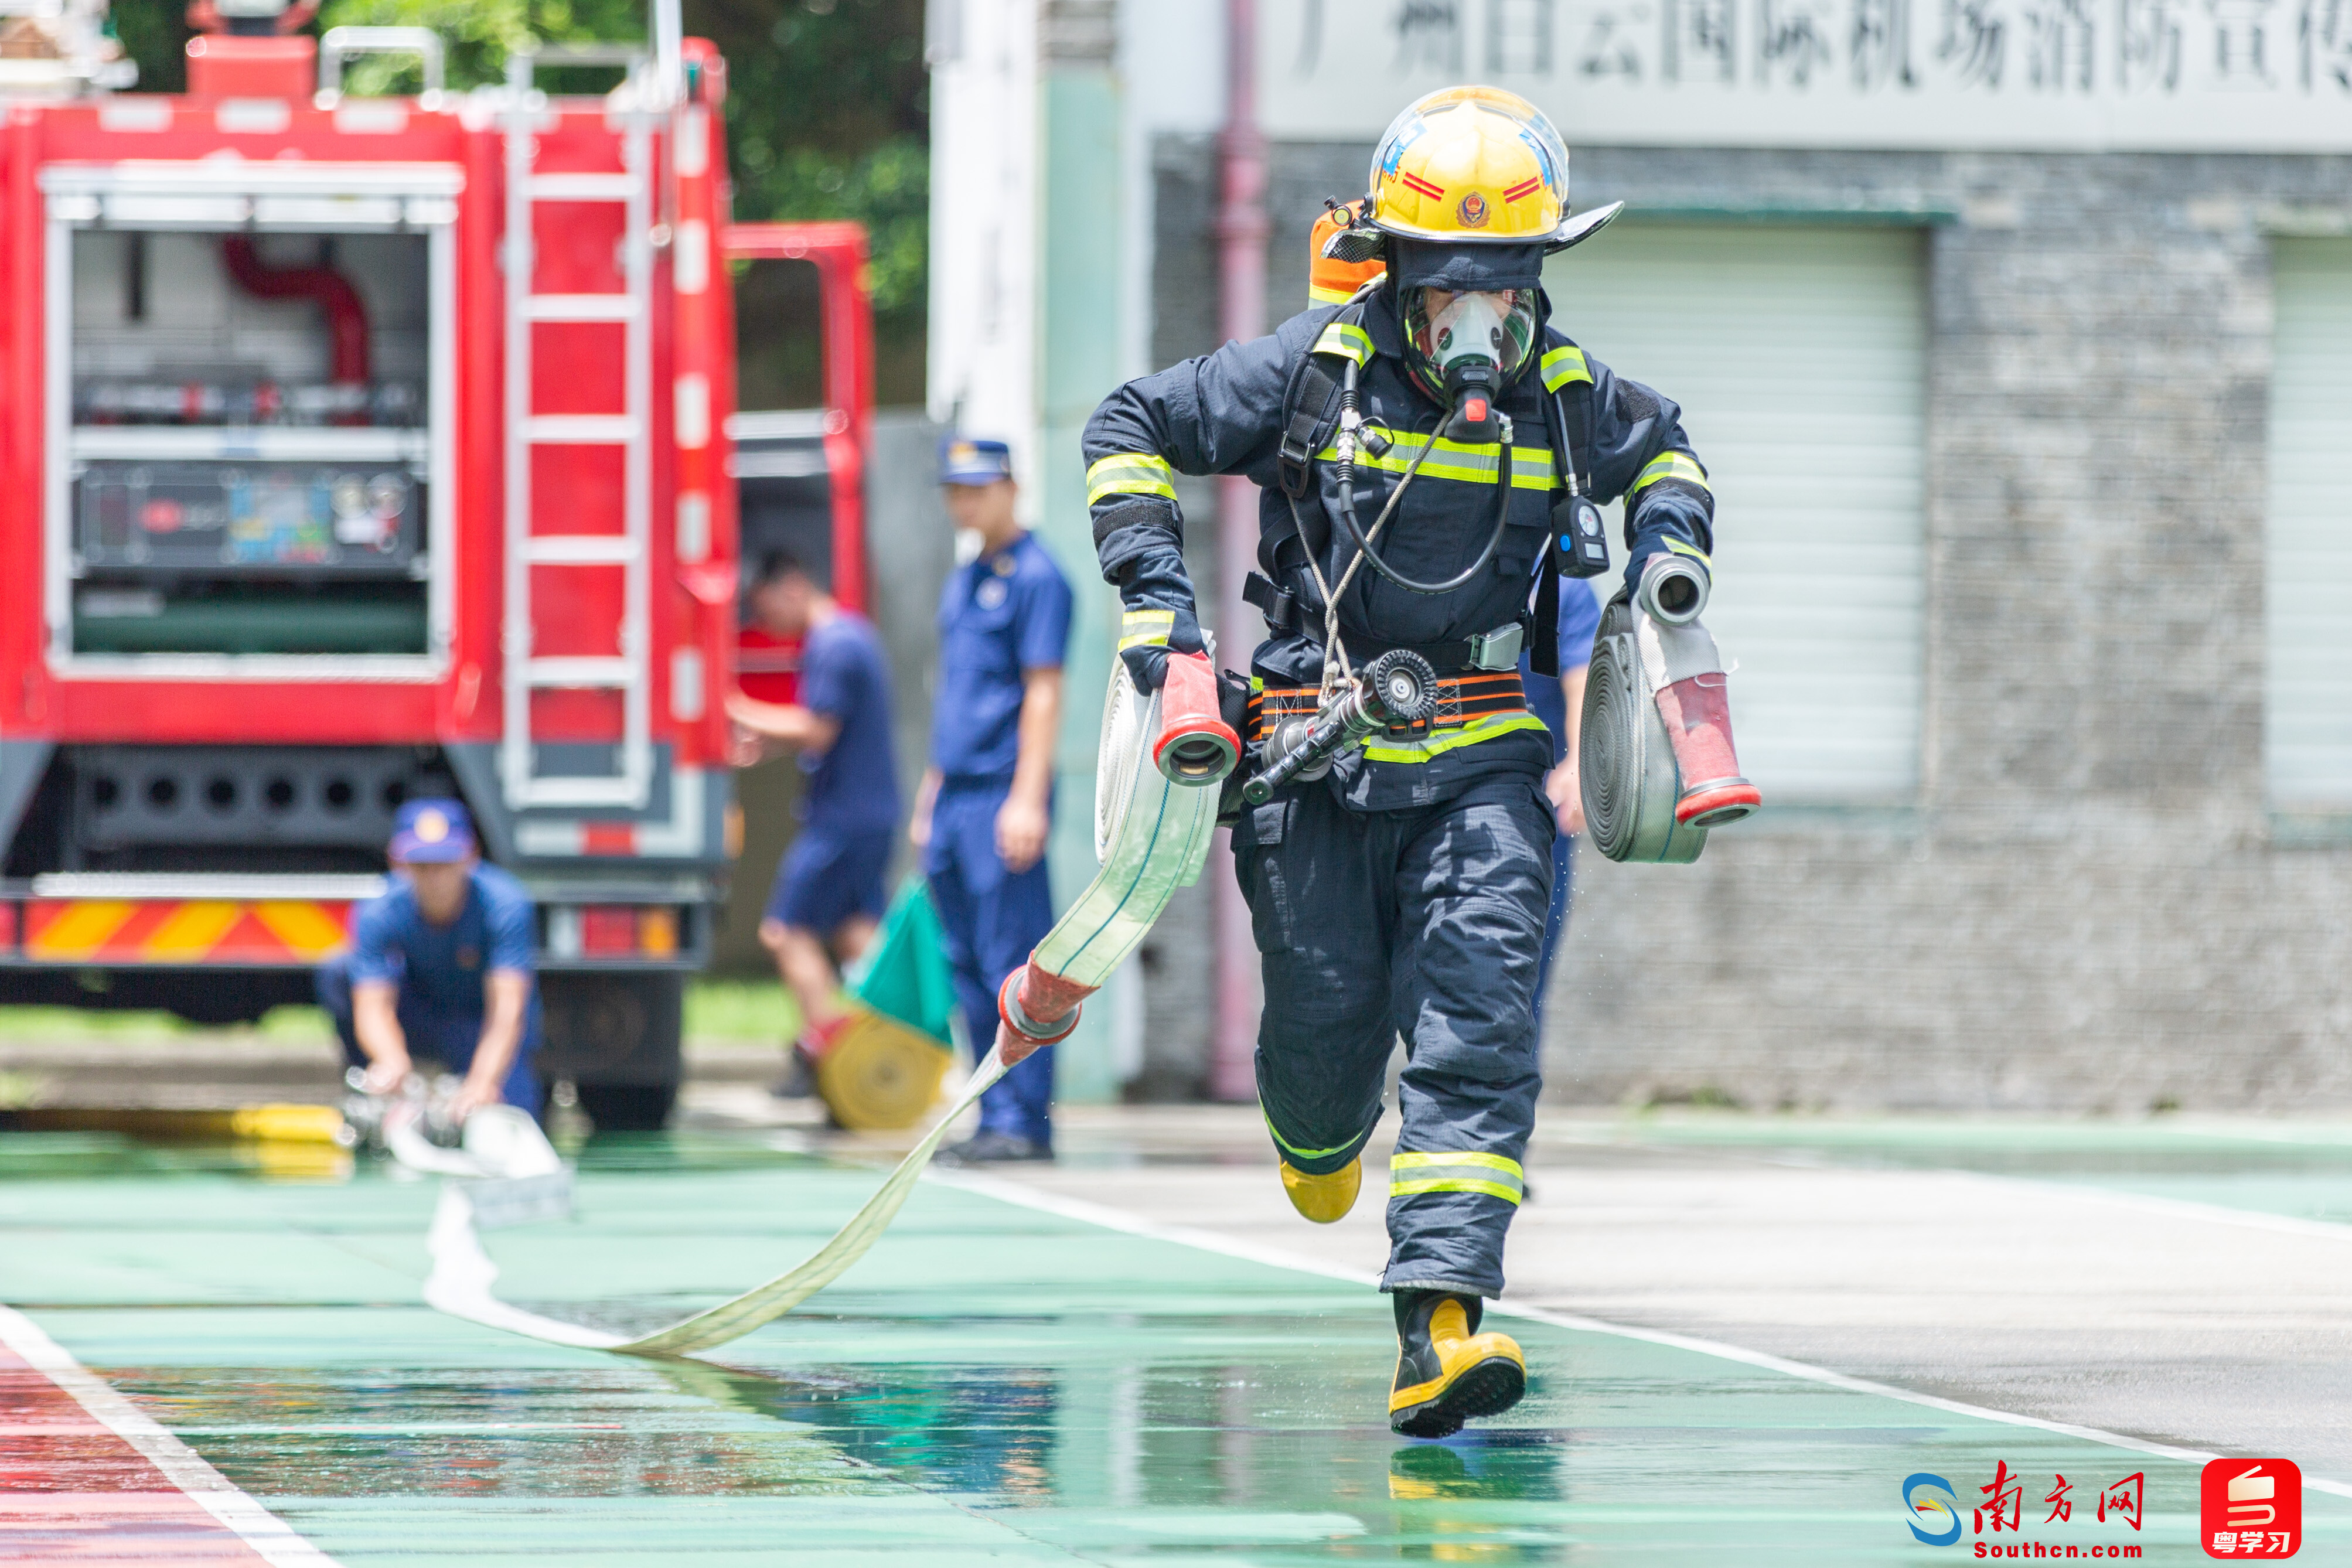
[1081,87,1714,1434]
[727,551,902,1082]
[1522,574,1606,1027]
[318,799,543,1119]
[915,438,1073,1163]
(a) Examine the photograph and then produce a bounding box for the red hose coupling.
[994,963,1092,1066]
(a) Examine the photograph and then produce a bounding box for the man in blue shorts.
[915,438,1072,1164]
[1521,573,1607,1028]
[318,799,543,1119]
[727,551,902,1080]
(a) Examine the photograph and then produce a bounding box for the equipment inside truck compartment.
[730,256,834,593]
[65,225,432,657]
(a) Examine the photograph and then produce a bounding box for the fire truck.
[0,2,875,1127]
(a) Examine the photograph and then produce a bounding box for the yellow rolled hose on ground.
[227,1104,350,1145]
[814,1007,953,1131]
[10,1104,350,1145]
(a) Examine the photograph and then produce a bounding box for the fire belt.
[1249,670,1530,744]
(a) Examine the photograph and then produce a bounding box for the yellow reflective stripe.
[1361,711,1549,764]
[1389,1150,1526,1205]
[1540,345,1592,391]
[1390,1151,1525,1177]
[1086,452,1177,506]
[1318,433,1559,492]
[142,901,241,960]
[1263,1111,1364,1162]
[253,901,352,959]
[1390,1177,1525,1204]
[1117,608,1175,651]
[1308,284,1356,306]
[1313,321,1375,366]
[1632,451,1709,495]
[1665,538,1712,568]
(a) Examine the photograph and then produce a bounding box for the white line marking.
[926,1170,2352,1502]
[0,1303,346,1566]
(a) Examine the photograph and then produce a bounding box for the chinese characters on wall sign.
[1263,0,2352,149]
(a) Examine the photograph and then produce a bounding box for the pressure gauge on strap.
[1555,493,1609,579]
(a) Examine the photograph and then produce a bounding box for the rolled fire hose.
[1580,588,1763,865]
[419,652,1242,1359]
[813,1011,953,1132]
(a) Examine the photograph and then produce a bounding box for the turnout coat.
[1082,279,1713,813]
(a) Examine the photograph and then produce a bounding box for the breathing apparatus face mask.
[1403,287,1539,428]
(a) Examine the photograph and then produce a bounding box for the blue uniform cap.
[940,437,1015,487]
[388,798,478,864]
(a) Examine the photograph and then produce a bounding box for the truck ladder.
[500,45,657,812]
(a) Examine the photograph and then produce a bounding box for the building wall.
[1143,135,2352,1110]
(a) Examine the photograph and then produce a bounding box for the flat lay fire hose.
[418,652,1240,1358]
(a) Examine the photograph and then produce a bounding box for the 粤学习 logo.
[2201,1458,2300,1559]
[1904,1473,1964,1546]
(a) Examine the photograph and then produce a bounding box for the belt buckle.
[1465,622,1525,672]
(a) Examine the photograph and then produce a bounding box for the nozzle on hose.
[1242,649,1441,805]
[1637,552,1710,626]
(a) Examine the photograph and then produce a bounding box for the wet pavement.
[5,1122,2349,1564]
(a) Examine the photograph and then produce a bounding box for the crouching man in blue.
[318,799,543,1120]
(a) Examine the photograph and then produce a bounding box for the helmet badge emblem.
[1457,192,1490,229]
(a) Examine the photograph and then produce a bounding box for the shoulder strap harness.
[1264,313,1610,681]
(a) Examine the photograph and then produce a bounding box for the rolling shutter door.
[1543,226,1929,801]
[2266,240,2352,809]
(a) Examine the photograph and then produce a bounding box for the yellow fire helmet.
[1364,85,1620,251]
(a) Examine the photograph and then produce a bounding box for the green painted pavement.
[6,1128,2348,1564]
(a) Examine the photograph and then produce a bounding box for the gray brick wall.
[1143,134,2352,1110]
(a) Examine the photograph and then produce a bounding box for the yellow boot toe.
[1280,1157,1361,1223]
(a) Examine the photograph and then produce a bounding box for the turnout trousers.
[1233,770,1552,1300]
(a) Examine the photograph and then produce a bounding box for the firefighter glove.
[1117,597,1205,694]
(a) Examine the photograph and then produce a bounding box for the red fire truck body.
[0,26,805,1124]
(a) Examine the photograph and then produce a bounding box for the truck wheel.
[164,973,311,1028]
[538,971,684,1130]
[574,1081,679,1131]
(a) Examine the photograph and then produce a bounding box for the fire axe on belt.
[1579,554,1762,864]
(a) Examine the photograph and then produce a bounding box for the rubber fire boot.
[1280,1157,1361,1223]
[1388,1289,1526,1439]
